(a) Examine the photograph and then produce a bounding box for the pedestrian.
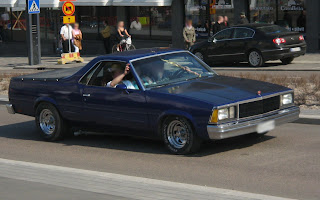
[101,20,111,54]
[237,12,249,24]
[60,24,74,53]
[72,23,82,53]
[183,19,196,50]
[213,16,225,34]
[130,17,142,31]
[224,16,230,28]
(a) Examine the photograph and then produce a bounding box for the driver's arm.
[108,64,130,87]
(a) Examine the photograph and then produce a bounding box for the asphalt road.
[0,105,319,200]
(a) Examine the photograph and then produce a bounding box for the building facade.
[0,0,319,52]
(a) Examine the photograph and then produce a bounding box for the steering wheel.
[171,68,192,79]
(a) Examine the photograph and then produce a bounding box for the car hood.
[153,76,291,106]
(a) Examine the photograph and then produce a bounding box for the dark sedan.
[190,24,307,67]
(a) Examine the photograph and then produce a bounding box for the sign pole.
[26,0,41,65]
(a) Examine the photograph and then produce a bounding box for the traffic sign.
[28,0,40,14]
[62,2,75,16]
[63,15,75,24]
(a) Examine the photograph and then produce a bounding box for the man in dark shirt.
[238,12,249,24]
[213,16,225,34]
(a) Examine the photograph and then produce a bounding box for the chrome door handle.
[83,94,91,97]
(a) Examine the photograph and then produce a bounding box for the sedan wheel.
[194,52,204,61]
[248,50,264,67]
[162,116,202,154]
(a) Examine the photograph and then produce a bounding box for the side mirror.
[116,84,129,94]
[212,38,217,43]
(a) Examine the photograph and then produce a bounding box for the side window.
[80,61,139,90]
[214,29,233,41]
[233,28,254,39]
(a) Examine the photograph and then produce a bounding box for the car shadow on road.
[0,121,275,157]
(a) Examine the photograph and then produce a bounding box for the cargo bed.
[12,67,82,81]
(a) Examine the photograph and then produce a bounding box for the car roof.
[232,23,276,29]
[95,48,185,62]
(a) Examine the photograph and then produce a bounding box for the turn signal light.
[299,35,304,41]
[273,38,286,45]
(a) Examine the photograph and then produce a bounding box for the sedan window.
[233,28,254,39]
[214,28,233,41]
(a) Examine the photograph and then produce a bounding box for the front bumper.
[207,106,299,140]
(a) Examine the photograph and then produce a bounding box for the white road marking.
[0,158,295,200]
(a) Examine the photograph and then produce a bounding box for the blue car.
[6,49,299,154]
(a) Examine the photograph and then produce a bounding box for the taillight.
[273,38,286,45]
[299,35,304,41]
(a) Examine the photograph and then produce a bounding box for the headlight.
[210,106,236,123]
[281,93,293,105]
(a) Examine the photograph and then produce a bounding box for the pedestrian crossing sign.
[28,0,40,14]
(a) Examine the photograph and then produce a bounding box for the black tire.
[248,50,264,67]
[162,116,202,155]
[35,103,71,141]
[281,57,294,65]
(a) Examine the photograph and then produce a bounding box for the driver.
[106,63,136,89]
[143,60,168,85]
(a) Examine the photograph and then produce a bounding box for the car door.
[207,28,234,62]
[78,61,149,135]
[228,28,255,61]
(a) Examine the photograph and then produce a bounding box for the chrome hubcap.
[167,120,188,149]
[195,52,204,61]
[249,51,260,66]
[39,109,56,135]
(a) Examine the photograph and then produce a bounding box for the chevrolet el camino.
[6,49,299,154]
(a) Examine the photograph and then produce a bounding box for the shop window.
[250,0,276,24]
[128,6,172,38]
[186,0,209,39]
[276,0,306,33]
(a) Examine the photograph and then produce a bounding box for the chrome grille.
[239,96,280,118]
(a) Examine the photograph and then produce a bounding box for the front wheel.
[162,116,202,155]
[248,50,264,67]
[281,57,294,65]
[35,103,70,141]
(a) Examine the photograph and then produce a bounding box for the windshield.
[257,25,290,35]
[131,52,215,89]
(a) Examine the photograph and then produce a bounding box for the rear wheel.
[162,116,202,155]
[248,50,264,67]
[35,103,71,141]
[281,57,294,65]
